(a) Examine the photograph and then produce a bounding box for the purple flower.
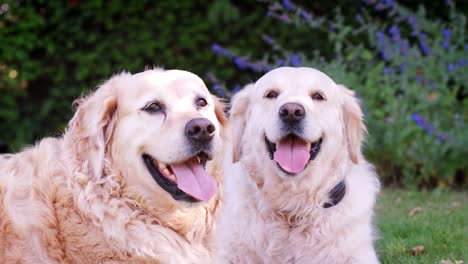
[279,14,291,23]
[388,25,400,41]
[212,84,227,97]
[399,63,407,72]
[300,10,313,23]
[249,63,263,73]
[445,0,454,7]
[290,54,301,67]
[399,39,409,55]
[437,134,446,142]
[418,33,430,56]
[412,113,425,127]
[443,28,451,39]
[355,14,363,23]
[412,113,436,137]
[442,29,451,49]
[377,31,385,42]
[447,64,455,71]
[442,41,449,49]
[375,3,385,11]
[408,16,417,27]
[234,57,248,70]
[276,59,286,67]
[383,67,392,74]
[262,35,275,46]
[211,43,234,58]
[382,0,395,8]
[211,43,221,53]
[458,58,467,66]
[282,0,294,11]
[232,84,242,94]
[381,48,390,61]
[329,22,335,32]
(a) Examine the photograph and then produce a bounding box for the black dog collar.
[323,180,346,208]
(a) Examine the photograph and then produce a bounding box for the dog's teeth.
[197,156,201,163]
[162,168,170,176]
[157,161,166,169]
[306,143,312,151]
[168,174,176,182]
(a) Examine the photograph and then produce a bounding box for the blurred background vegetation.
[0,0,467,189]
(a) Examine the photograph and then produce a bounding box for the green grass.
[377,189,467,263]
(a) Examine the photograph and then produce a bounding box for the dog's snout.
[279,103,305,123]
[185,118,215,142]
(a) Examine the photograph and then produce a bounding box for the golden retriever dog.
[217,67,380,263]
[0,69,226,263]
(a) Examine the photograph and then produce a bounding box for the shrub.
[209,0,468,188]
[0,0,274,152]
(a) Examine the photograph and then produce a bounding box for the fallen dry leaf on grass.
[411,245,424,255]
[440,260,464,264]
[408,206,422,217]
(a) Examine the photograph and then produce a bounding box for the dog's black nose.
[279,103,305,123]
[185,118,215,143]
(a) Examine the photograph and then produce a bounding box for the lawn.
[377,189,467,263]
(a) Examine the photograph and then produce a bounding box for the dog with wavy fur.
[217,67,380,263]
[0,69,226,263]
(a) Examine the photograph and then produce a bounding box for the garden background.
[0,0,466,262]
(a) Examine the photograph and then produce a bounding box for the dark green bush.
[208,0,468,188]
[0,0,274,152]
[0,0,466,188]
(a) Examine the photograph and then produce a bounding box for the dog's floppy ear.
[339,85,367,164]
[66,73,129,181]
[212,95,228,128]
[230,84,253,163]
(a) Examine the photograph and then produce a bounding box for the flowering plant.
[209,0,467,188]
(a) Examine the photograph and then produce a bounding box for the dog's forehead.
[121,70,210,103]
[255,67,336,94]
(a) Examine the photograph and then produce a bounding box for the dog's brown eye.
[196,98,208,108]
[143,102,163,113]
[311,93,325,101]
[265,91,278,99]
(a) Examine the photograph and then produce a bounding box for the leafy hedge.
[1,0,466,188]
[208,0,468,188]
[0,0,275,151]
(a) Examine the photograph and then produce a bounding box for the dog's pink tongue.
[274,137,310,174]
[170,160,217,201]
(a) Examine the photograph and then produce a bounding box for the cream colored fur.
[217,67,380,263]
[0,69,226,263]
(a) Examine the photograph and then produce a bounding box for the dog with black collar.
[216,67,380,264]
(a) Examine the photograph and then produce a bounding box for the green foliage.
[0,0,273,152]
[209,1,468,188]
[0,0,466,188]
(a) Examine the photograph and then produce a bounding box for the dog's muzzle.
[185,118,215,154]
[279,102,305,134]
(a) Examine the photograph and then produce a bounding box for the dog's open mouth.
[142,152,217,203]
[265,134,322,176]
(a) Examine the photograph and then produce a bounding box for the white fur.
[0,69,226,263]
[217,67,381,263]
